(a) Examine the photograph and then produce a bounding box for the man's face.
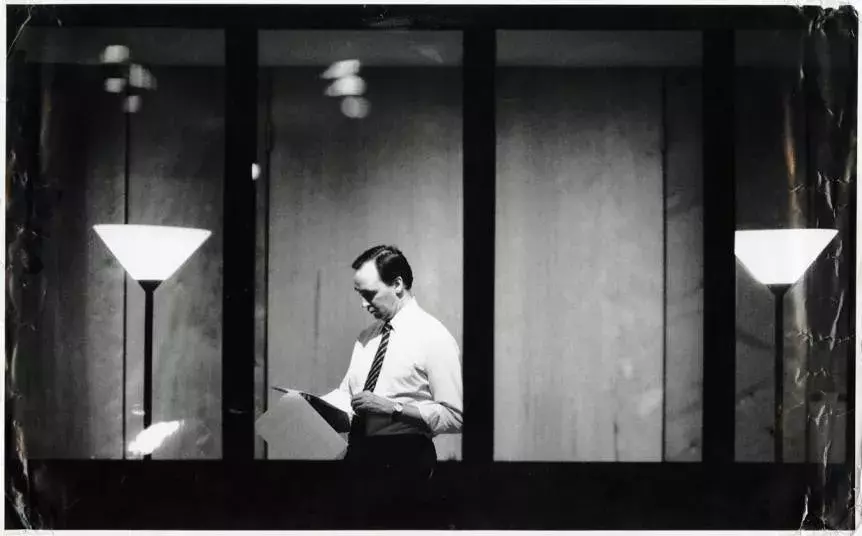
[353,261,401,321]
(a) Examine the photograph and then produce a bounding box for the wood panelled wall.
[264,67,464,460]
[13,63,224,458]
[494,68,703,461]
[664,69,705,461]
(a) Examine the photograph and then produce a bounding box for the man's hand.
[351,391,396,416]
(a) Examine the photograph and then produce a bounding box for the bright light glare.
[735,229,837,286]
[128,420,183,456]
[93,224,211,281]
[129,64,157,90]
[123,95,142,114]
[324,75,366,97]
[100,44,130,64]
[321,59,361,79]
[104,77,126,93]
[341,96,370,119]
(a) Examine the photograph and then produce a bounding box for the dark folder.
[272,386,350,433]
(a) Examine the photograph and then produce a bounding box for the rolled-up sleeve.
[416,332,463,435]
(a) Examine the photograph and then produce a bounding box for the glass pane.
[734,30,854,463]
[7,28,225,458]
[494,31,703,461]
[256,31,464,460]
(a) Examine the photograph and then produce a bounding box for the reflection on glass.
[129,420,184,456]
[324,74,366,98]
[340,96,370,119]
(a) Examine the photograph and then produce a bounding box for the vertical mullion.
[701,30,736,465]
[462,29,496,463]
[850,140,858,529]
[223,26,257,460]
[849,115,857,529]
[255,67,274,460]
[661,71,668,462]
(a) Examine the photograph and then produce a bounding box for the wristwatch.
[391,402,404,421]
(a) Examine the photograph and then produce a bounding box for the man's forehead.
[354,261,381,288]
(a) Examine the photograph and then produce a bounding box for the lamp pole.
[769,283,790,463]
[140,280,161,461]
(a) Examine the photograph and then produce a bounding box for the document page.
[255,391,347,459]
[272,386,351,433]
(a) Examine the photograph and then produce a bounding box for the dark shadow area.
[10,461,848,530]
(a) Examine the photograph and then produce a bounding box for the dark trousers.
[345,434,436,471]
[342,434,437,527]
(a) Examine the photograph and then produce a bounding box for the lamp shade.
[93,224,211,281]
[734,228,837,286]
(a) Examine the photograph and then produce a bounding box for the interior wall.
[664,69,704,462]
[265,67,464,460]
[495,68,669,461]
[13,63,224,459]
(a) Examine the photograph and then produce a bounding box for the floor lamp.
[94,224,211,460]
[100,43,157,458]
[734,228,838,462]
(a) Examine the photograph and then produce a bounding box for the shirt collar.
[387,296,418,332]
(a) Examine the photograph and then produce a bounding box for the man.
[329,245,462,476]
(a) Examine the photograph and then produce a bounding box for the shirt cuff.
[416,401,463,435]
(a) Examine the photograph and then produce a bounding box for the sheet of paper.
[255,392,347,459]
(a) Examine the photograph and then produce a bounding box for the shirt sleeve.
[322,340,361,420]
[415,330,463,435]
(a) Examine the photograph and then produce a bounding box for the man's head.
[351,245,414,321]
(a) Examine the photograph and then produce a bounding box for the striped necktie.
[362,322,392,392]
[349,322,393,440]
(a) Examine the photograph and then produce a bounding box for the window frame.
[8,4,854,530]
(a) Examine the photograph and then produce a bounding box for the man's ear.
[393,276,405,296]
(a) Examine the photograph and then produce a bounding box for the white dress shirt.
[327,298,463,437]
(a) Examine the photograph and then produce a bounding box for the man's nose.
[361,298,371,309]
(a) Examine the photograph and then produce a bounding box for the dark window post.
[462,29,496,463]
[701,30,736,464]
[223,26,257,460]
